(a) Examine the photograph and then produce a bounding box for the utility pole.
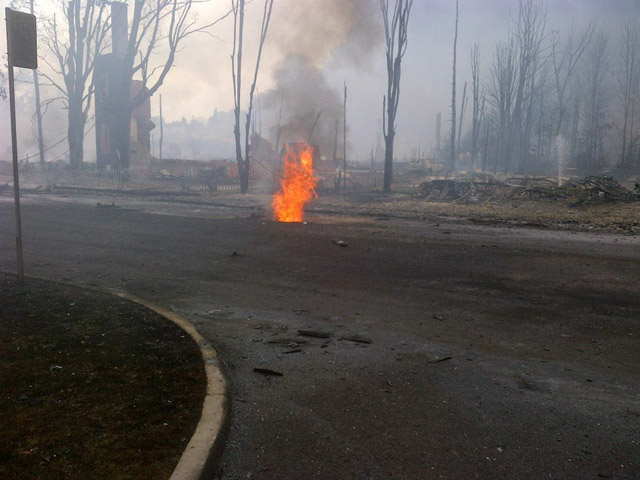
[30,0,45,166]
[332,119,339,165]
[436,112,442,156]
[343,82,347,190]
[159,94,163,160]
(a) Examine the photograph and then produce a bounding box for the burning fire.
[272,142,318,222]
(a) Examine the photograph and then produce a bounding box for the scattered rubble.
[417,175,639,205]
[518,176,638,205]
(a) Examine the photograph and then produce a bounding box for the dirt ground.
[0,274,206,480]
[1,188,639,479]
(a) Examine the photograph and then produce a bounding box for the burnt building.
[94,2,154,170]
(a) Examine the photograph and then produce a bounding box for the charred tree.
[380,0,414,193]
[470,44,482,168]
[106,0,228,170]
[232,0,275,194]
[449,0,459,172]
[42,0,109,168]
[579,30,610,171]
[513,0,547,173]
[551,23,595,137]
[457,81,467,159]
[617,20,640,170]
[512,0,547,173]
[487,39,518,172]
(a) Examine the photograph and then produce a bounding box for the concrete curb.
[113,292,229,480]
[2,270,230,479]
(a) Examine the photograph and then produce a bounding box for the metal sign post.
[5,8,38,283]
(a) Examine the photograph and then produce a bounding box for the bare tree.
[41,0,110,168]
[470,44,483,168]
[380,0,414,193]
[578,29,610,170]
[231,0,275,194]
[511,0,548,173]
[449,0,459,172]
[487,38,518,172]
[99,0,229,170]
[550,23,595,137]
[617,19,640,169]
[456,81,467,158]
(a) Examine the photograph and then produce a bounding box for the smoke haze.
[1,0,639,163]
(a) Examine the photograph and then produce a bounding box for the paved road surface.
[1,193,639,479]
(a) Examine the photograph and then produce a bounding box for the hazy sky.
[2,0,639,162]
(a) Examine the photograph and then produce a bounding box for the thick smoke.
[262,0,382,157]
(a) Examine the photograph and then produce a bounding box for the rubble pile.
[417,179,474,201]
[417,176,525,203]
[417,175,639,205]
[517,176,638,205]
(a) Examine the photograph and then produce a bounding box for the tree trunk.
[68,99,86,169]
[449,0,459,172]
[113,101,132,170]
[240,161,250,193]
[383,133,394,193]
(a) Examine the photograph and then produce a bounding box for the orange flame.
[272,142,318,222]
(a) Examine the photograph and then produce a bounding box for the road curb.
[1,270,230,479]
[113,292,229,480]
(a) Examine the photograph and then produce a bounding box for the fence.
[18,164,257,195]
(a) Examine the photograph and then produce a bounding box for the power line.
[48,120,96,162]
[21,114,96,160]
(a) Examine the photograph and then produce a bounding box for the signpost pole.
[5,6,37,283]
[7,61,24,282]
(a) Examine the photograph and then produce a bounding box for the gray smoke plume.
[262,0,382,157]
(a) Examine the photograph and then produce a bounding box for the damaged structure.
[94,2,154,171]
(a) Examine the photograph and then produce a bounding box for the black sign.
[6,8,37,69]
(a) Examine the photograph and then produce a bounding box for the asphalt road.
[1,193,639,480]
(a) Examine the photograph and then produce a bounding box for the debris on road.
[253,367,284,376]
[96,202,120,209]
[429,356,452,364]
[267,338,307,346]
[298,329,332,339]
[283,348,302,354]
[514,375,539,391]
[340,335,373,345]
[331,240,349,247]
